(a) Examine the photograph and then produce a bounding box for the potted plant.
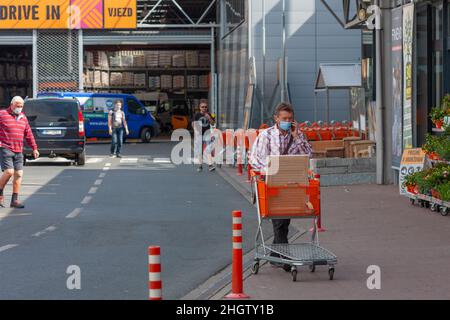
[430,107,446,129]
[422,134,440,160]
[405,172,419,194]
[436,183,450,202]
[435,136,450,162]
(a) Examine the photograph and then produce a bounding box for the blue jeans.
[111,127,124,155]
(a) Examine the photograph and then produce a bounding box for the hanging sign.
[391,7,403,169]
[403,4,414,150]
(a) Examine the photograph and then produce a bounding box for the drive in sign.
[0,0,136,29]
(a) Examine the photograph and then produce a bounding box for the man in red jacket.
[0,96,39,208]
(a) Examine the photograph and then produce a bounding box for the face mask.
[114,105,122,111]
[279,121,292,131]
[13,108,23,115]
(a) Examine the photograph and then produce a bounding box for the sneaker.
[197,165,203,172]
[208,165,216,172]
[116,154,122,158]
[0,196,5,208]
[109,154,116,158]
[10,201,25,209]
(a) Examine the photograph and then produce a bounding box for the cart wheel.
[430,203,438,212]
[252,261,260,275]
[410,198,415,205]
[441,207,449,217]
[425,201,430,209]
[291,269,298,282]
[309,265,316,273]
[328,268,335,280]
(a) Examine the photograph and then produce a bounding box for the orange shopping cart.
[250,155,337,282]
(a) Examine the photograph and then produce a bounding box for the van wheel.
[76,150,86,166]
[141,128,152,143]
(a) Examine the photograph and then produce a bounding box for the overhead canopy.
[315,63,362,91]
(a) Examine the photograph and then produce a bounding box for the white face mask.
[13,108,23,115]
[114,104,122,111]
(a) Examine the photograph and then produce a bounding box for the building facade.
[217,0,362,129]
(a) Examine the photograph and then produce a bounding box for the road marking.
[86,158,103,164]
[105,163,112,167]
[88,187,98,195]
[120,158,138,163]
[103,167,110,171]
[81,196,92,205]
[8,213,32,217]
[32,226,57,237]
[94,179,103,186]
[66,208,82,219]
[0,212,10,219]
[99,173,106,178]
[0,244,18,253]
[22,183,60,186]
[153,158,172,164]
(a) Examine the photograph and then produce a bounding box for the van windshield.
[25,100,78,124]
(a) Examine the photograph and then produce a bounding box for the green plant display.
[436,183,450,201]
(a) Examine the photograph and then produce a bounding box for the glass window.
[127,99,141,115]
[25,100,78,124]
[432,1,444,108]
[416,3,430,147]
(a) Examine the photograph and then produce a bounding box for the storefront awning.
[315,63,362,91]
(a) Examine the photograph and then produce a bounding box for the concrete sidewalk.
[215,165,450,300]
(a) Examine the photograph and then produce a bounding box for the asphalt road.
[0,141,258,299]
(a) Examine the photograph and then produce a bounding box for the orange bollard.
[237,163,243,176]
[148,246,162,300]
[225,211,250,299]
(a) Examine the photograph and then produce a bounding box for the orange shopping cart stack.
[250,155,337,282]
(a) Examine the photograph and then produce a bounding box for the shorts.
[0,147,24,171]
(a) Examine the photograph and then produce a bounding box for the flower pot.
[431,189,442,200]
[407,185,418,194]
[434,120,444,129]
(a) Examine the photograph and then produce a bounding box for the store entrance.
[0,45,32,109]
[83,45,211,133]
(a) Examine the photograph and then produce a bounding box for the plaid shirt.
[249,125,312,171]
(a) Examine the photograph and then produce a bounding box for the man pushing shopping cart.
[249,102,337,281]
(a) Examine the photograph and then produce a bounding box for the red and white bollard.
[148,246,162,300]
[225,210,250,299]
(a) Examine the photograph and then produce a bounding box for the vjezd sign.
[0,0,136,29]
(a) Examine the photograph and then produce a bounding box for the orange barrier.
[225,211,250,299]
[148,246,162,300]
